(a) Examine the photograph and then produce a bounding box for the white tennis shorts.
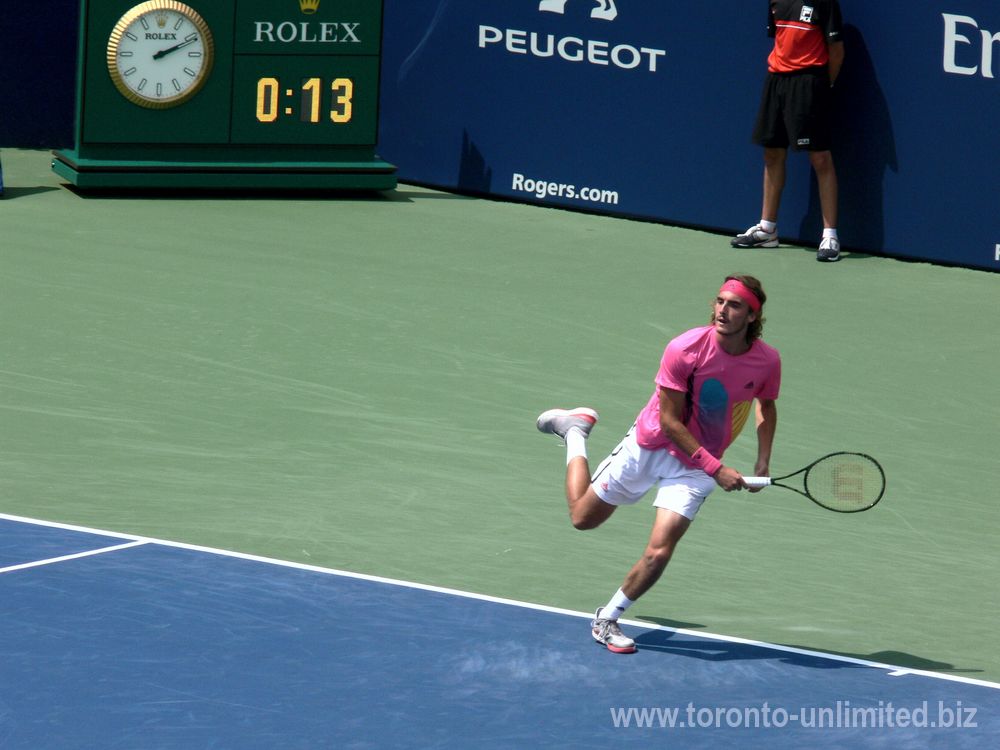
[591,426,718,520]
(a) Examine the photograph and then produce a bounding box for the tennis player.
[536,275,781,653]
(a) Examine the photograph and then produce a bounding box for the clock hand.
[152,37,198,60]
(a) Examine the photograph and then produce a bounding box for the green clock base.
[52,150,397,191]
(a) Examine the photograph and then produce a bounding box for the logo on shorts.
[800,6,814,23]
[797,138,811,146]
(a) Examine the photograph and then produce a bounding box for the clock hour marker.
[156,83,163,96]
[125,31,138,41]
[137,79,148,91]
[189,51,202,57]
[174,18,184,31]
[120,51,133,58]
[184,67,196,77]
[123,67,137,77]
[140,18,150,30]
[172,79,182,92]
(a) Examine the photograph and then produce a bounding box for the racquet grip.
[743,477,772,489]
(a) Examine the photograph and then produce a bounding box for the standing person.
[536,275,781,653]
[732,1,845,262]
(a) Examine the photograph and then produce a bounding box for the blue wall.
[0,1,80,148]
[376,0,1000,271]
[3,0,998,271]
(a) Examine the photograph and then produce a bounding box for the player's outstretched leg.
[536,407,615,530]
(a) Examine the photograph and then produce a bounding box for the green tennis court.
[2,146,998,688]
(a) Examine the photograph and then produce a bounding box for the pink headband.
[719,279,762,312]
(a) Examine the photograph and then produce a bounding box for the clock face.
[107,1,214,109]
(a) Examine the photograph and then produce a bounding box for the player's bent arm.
[657,387,700,457]
[658,387,744,491]
[752,399,778,488]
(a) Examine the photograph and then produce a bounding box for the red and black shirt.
[766,0,843,73]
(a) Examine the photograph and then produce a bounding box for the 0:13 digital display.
[256,77,354,124]
[229,56,378,145]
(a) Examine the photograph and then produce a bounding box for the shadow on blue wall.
[799,25,897,253]
[457,130,493,195]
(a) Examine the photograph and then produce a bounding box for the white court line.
[2,511,998,691]
[0,539,149,574]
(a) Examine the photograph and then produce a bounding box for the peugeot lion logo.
[539,0,618,22]
[479,0,664,72]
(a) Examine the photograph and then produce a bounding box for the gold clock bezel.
[106,0,215,110]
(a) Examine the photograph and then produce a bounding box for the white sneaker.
[817,236,841,262]
[535,407,598,441]
[731,224,779,248]
[591,609,636,654]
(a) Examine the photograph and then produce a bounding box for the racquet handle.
[743,477,772,489]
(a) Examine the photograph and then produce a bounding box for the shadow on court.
[633,626,984,677]
[60,186,406,202]
[634,629,868,671]
[56,182,482,204]
[636,615,709,630]
[0,185,60,199]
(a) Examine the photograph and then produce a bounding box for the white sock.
[565,427,588,465]
[760,219,777,234]
[598,588,634,621]
[822,227,838,240]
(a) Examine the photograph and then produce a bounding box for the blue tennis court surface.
[1,515,996,749]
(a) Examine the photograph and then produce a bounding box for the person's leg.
[591,508,691,653]
[761,147,788,225]
[536,407,617,530]
[565,458,616,530]
[596,507,691,619]
[620,508,691,602]
[811,149,840,261]
[809,149,838,229]
[734,74,786,248]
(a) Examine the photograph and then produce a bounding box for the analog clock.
[106,1,215,109]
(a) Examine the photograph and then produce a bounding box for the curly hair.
[710,274,766,343]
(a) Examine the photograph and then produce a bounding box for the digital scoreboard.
[53,0,396,189]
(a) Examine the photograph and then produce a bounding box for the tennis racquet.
[743,452,885,513]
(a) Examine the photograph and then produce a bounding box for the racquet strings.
[804,454,884,511]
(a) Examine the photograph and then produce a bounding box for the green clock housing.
[53,0,396,190]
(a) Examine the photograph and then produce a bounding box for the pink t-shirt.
[635,326,781,467]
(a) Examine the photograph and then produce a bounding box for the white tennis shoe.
[731,224,779,248]
[817,236,841,262]
[591,609,636,654]
[535,407,598,442]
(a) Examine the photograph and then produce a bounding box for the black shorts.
[752,68,833,151]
